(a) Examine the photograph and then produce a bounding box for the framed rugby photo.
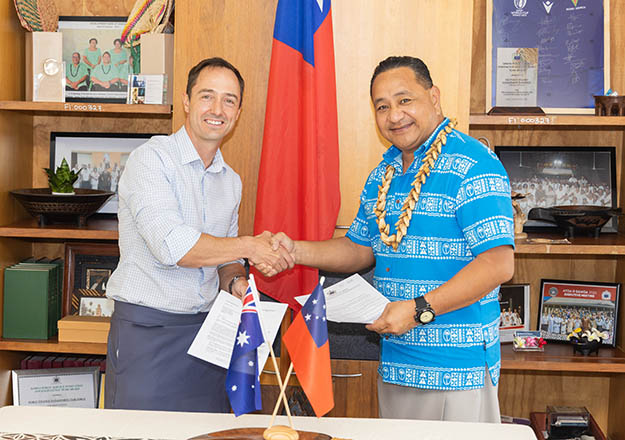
[538,279,620,346]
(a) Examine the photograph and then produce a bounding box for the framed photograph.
[58,16,138,103]
[495,146,617,232]
[63,243,119,316]
[486,0,609,113]
[538,279,620,347]
[498,284,530,342]
[79,297,114,317]
[50,132,157,214]
[12,366,100,407]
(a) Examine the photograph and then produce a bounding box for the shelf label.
[63,103,104,112]
[506,116,556,125]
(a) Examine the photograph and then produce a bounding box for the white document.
[187,290,288,371]
[295,274,389,324]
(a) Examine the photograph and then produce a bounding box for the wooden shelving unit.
[515,233,625,255]
[0,337,106,355]
[0,218,118,240]
[501,344,625,374]
[0,100,171,116]
[470,113,625,127]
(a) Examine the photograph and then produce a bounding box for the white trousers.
[377,368,500,422]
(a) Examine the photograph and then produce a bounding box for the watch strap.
[228,275,244,294]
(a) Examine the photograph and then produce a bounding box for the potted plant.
[44,158,81,195]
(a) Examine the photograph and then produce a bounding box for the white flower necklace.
[374,118,456,250]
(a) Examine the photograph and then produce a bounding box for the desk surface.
[0,406,537,440]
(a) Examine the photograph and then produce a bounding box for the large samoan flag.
[225,286,265,416]
[283,282,334,417]
[252,0,340,310]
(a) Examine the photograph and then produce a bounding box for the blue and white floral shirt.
[346,118,515,390]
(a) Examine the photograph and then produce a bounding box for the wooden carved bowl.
[188,427,332,440]
[10,188,114,227]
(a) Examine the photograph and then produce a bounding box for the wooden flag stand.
[248,275,300,440]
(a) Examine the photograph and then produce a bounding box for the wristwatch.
[228,275,245,294]
[414,296,435,325]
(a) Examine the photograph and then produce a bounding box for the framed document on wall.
[486,0,610,113]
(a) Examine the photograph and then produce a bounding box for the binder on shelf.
[3,265,55,339]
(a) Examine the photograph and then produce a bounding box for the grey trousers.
[105,300,230,412]
[377,368,500,422]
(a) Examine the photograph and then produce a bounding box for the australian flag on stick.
[226,286,265,416]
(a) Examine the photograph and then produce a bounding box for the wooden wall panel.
[172,0,277,237]
[608,375,625,440]
[173,1,474,235]
[499,371,610,434]
[332,0,474,225]
[328,359,378,418]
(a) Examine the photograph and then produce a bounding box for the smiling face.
[183,66,242,149]
[102,53,111,65]
[72,53,80,65]
[371,67,443,159]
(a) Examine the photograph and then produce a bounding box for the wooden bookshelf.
[0,218,118,240]
[515,233,625,256]
[470,114,625,127]
[501,343,625,374]
[0,337,106,355]
[0,100,171,116]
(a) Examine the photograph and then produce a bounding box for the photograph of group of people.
[72,152,127,194]
[65,37,134,92]
[498,284,529,342]
[496,147,616,230]
[59,17,135,102]
[540,305,616,345]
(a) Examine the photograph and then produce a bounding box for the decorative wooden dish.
[188,427,332,440]
[10,188,114,227]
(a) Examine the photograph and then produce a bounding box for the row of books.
[19,354,106,372]
[3,257,64,339]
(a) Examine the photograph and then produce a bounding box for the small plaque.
[12,367,100,408]
[496,47,538,107]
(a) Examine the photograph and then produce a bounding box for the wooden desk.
[0,406,537,440]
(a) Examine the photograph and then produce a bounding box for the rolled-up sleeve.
[119,145,200,266]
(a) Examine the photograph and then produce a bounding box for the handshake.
[247,231,295,277]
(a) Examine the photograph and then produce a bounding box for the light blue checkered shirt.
[106,126,243,313]
[347,118,515,390]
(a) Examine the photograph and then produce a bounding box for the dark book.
[74,357,87,367]
[42,355,57,369]
[26,355,46,369]
[20,355,32,370]
[63,357,77,367]
[52,356,67,368]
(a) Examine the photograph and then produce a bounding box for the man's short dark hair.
[370,56,433,96]
[186,57,245,107]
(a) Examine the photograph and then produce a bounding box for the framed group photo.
[495,146,617,232]
[59,16,138,103]
[63,243,120,316]
[538,279,620,346]
[50,132,157,215]
[498,284,530,342]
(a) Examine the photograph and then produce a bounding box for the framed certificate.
[12,366,100,407]
[487,0,610,113]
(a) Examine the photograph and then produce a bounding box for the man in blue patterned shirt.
[272,56,514,422]
[105,58,293,412]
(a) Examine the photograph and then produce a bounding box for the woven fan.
[121,0,174,47]
[13,0,58,32]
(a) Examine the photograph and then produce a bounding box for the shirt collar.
[382,117,450,172]
[174,126,226,172]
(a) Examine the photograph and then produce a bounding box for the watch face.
[420,310,434,324]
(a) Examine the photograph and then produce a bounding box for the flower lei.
[374,118,457,250]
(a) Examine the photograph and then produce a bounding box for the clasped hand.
[248,231,295,277]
